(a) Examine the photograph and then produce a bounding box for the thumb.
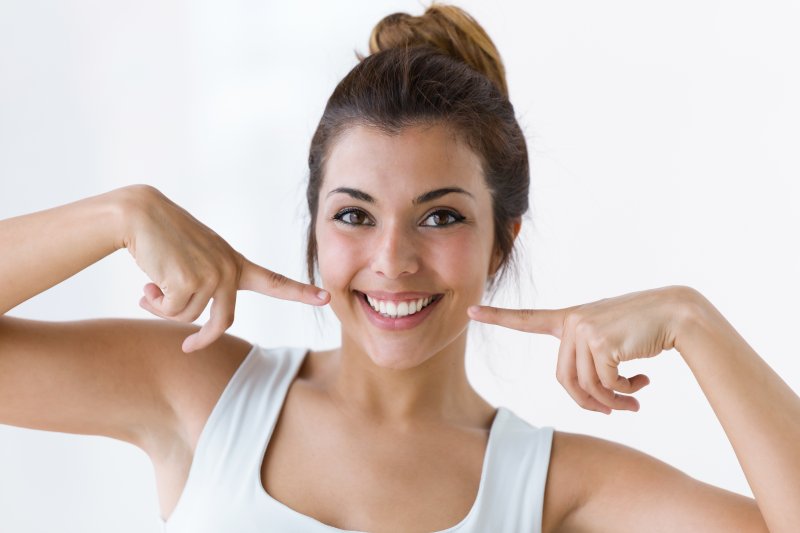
[467,304,566,338]
[238,258,329,306]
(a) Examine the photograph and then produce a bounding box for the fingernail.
[468,305,480,314]
[316,290,329,301]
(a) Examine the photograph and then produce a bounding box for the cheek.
[316,224,365,290]
[425,230,492,294]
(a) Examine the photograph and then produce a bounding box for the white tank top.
[159,344,554,533]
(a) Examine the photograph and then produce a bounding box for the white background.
[1,1,798,531]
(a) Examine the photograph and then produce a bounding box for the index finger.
[239,259,329,306]
[467,305,567,338]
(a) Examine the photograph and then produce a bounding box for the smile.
[354,291,443,331]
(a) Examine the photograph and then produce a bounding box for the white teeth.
[364,294,437,318]
[397,301,409,316]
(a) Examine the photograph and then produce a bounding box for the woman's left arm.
[676,287,800,532]
[469,285,800,533]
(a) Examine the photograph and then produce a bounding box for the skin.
[313,123,500,418]
[260,124,504,530]
[1,123,797,531]
[471,288,797,532]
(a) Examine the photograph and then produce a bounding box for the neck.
[324,330,483,425]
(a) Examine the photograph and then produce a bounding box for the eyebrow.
[326,186,474,205]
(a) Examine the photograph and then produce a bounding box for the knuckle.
[562,382,587,400]
[575,396,592,409]
[173,271,198,291]
[577,375,594,390]
[219,261,237,282]
[588,380,608,397]
[564,312,581,329]
[609,349,624,364]
[597,386,614,401]
[587,335,611,354]
[267,269,288,288]
[205,270,221,287]
[163,302,189,318]
[598,376,615,390]
[575,319,598,338]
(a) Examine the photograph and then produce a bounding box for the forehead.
[323,124,486,198]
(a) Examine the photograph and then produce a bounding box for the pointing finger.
[467,305,566,338]
[239,259,329,306]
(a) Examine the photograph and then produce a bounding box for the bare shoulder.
[542,431,768,533]
[0,315,253,461]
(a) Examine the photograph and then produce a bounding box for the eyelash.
[332,207,466,228]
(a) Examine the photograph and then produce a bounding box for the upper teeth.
[366,295,435,318]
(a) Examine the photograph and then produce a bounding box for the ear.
[488,218,522,276]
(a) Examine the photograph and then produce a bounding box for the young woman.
[1,4,798,532]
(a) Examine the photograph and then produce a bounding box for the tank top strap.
[468,407,554,532]
[168,344,307,524]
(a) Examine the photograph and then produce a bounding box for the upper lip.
[356,290,441,302]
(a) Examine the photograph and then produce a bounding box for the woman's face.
[315,123,500,369]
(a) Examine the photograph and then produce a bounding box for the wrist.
[107,184,159,252]
[670,285,719,360]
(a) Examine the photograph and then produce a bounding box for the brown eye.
[421,209,464,227]
[333,208,373,226]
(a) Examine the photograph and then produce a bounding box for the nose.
[370,222,420,279]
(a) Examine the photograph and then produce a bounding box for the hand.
[120,185,329,353]
[467,286,695,414]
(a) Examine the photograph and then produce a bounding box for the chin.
[363,347,433,370]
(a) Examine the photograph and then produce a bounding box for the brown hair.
[306,4,529,293]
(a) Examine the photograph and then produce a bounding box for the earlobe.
[512,218,522,239]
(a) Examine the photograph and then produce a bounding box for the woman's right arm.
[0,185,328,457]
[0,185,131,316]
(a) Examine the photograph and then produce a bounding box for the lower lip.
[356,292,442,331]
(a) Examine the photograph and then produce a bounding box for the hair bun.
[367,4,508,98]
